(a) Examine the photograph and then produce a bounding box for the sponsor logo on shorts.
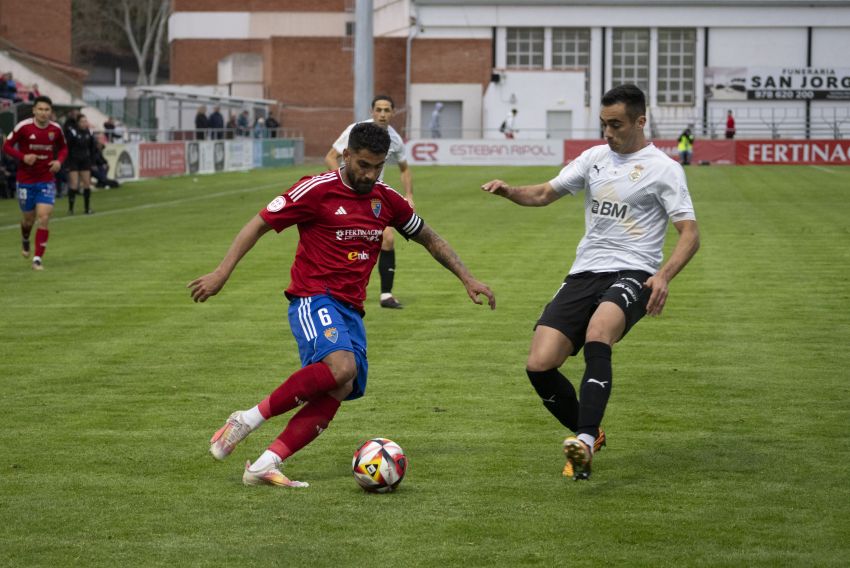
[324,327,339,344]
[347,251,370,262]
[591,199,628,220]
[267,196,286,212]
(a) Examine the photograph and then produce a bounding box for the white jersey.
[332,119,407,180]
[549,143,696,275]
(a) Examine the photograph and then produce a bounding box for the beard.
[346,168,376,194]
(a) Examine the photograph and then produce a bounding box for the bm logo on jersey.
[371,199,382,218]
[323,327,339,344]
[591,199,628,220]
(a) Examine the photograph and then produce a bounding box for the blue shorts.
[287,294,368,401]
[17,182,56,212]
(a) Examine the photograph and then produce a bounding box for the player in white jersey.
[325,95,414,309]
[481,85,700,480]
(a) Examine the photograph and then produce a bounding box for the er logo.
[411,142,438,162]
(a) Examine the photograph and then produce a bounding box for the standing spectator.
[195,105,209,140]
[253,117,267,139]
[209,106,225,139]
[2,95,68,270]
[226,113,238,139]
[265,112,280,138]
[237,110,250,137]
[678,127,694,166]
[65,114,98,215]
[725,110,736,139]
[501,108,518,139]
[429,102,443,138]
[103,116,117,142]
[63,109,79,132]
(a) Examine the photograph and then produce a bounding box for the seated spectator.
[27,83,41,101]
[103,116,119,142]
[0,72,19,101]
[0,144,15,199]
[91,142,120,189]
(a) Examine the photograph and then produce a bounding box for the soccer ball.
[352,438,408,493]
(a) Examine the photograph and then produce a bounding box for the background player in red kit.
[189,123,495,488]
[3,95,67,270]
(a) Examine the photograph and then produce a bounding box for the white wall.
[708,28,808,67]
[409,83,482,139]
[483,71,586,138]
[811,27,850,66]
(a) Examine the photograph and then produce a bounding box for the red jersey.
[3,118,68,184]
[259,169,423,311]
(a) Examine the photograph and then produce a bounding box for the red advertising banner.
[139,142,186,177]
[736,140,850,165]
[564,139,735,164]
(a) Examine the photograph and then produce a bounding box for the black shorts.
[536,270,652,355]
[66,156,92,172]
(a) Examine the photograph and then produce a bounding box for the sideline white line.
[810,165,838,174]
[1,181,282,231]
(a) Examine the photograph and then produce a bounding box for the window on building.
[343,21,355,51]
[612,28,650,96]
[552,27,591,105]
[506,27,545,69]
[657,28,696,104]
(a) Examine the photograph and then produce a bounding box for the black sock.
[526,368,579,431]
[68,189,77,211]
[83,188,91,211]
[379,249,395,294]
[21,222,32,241]
[577,342,613,438]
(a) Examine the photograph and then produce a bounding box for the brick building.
[169,0,491,156]
[0,0,72,64]
[169,0,850,154]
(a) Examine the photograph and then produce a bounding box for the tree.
[73,0,171,85]
[111,0,171,85]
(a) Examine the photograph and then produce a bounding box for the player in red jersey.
[189,123,495,488]
[3,96,67,270]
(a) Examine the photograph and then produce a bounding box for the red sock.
[268,395,341,460]
[35,228,49,258]
[257,362,338,419]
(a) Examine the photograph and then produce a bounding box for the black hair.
[371,94,395,109]
[601,85,646,121]
[348,122,390,156]
[32,95,53,108]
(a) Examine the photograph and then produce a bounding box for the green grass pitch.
[1,163,849,566]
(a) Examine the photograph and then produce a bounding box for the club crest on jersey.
[628,165,644,182]
[323,327,339,344]
[48,131,55,141]
[267,196,286,212]
[371,199,382,218]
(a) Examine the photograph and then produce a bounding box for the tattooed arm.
[412,224,496,309]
